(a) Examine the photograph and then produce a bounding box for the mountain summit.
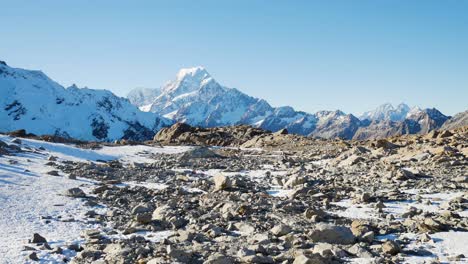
[360,103,411,122]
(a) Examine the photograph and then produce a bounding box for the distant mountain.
[1,60,463,142]
[440,110,468,131]
[360,103,411,122]
[0,61,171,141]
[127,87,162,111]
[128,67,465,140]
[128,67,365,139]
[354,106,450,140]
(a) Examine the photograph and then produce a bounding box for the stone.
[382,240,400,255]
[135,213,152,224]
[131,204,151,215]
[239,255,274,263]
[167,245,192,262]
[271,224,292,236]
[234,222,256,236]
[46,170,60,176]
[347,244,374,258]
[313,243,347,258]
[30,233,47,244]
[65,187,86,198]
[309,223,355,244]
[213,174,232,191]
[29,252,39,261]
[205,253,234,264]
[180,147,222,159]
[292,253,327,264]
[284,174,307,188]
[152,205,171,221]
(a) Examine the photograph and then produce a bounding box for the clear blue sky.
[1,1,467,115]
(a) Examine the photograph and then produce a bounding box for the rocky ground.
[0,125,467,263]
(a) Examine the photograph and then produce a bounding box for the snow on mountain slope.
[127,87,161,107]
[146,67,271,127]
[360,103,411,122]
[353,107,450,140]
[0,61,172,141]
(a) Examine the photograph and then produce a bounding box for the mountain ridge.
[129,67,459,140]
[0,61,172,141]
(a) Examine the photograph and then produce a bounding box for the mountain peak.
[176,66,210,81]
[0,60,7,66]
[360,103,412,122]
[162,66,214,95]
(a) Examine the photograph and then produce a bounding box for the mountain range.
[0,61,466,141]
[0,60,171,141]
[128,66,462,140]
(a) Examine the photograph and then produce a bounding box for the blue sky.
[1,1,467,115]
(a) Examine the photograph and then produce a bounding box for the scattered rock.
[65,187,86,198]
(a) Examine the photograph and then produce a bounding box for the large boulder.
[153,122,195,143]
[213,174,232,191]
[65,188,86,198]
[309,223,355,244]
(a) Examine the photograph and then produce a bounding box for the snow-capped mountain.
[129,67,366,139]
[0,60,172,141]
[142,67,273,127]
[360,103,411,122]
[310,110,363,139]
[127,87,162,111]
[353,105,450,140]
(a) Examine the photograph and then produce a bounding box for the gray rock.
[382,240,400,255]
[309,223,355,244]
[271,224,292,236]
[65,187,86,198]
[213,174,232,191]
[30,233,47,244]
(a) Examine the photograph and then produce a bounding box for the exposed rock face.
[154,123,268,146]
[406,108,450,134]
[353,120,419,140]
[354,108,451,140]
[309,111,362,139]
[441,111,468,130]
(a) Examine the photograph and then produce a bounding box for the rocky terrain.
[0,123,466,263]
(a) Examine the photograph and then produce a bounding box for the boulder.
[382,240,400,255]
[30,233,47,244]
[213,174,232,191]
[271,224,292,236]
[65,188,86,198]
[309,223,355,244]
